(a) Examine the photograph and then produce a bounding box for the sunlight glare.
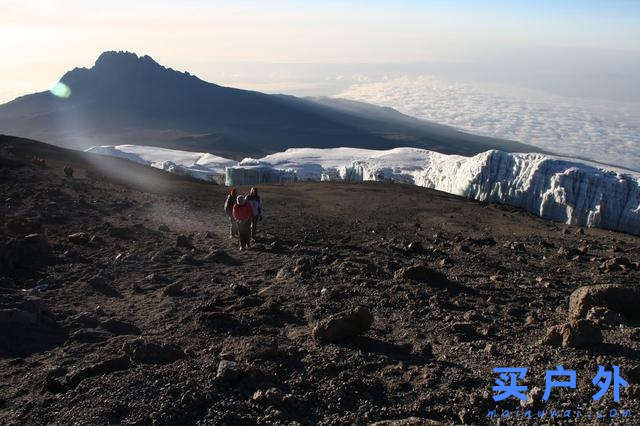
[49,81,71,98]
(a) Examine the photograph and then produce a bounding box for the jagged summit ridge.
[94,51,159,68]
[59,50,199,90]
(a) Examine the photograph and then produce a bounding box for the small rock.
[178,254,197,265]
[406,241,423,253]
[586,306,625,328]
[162,282,183,297]
[89,234,104,245]
[506,306,525,318]
[231,283,250,296]
[158,225,170,232]
[68,232,89,244]
[252,387,284,405]
[385,260,401,272]
[63,357,131,390]
[122,338,184,364]
[455,244,471,253]
[451,322,477,341]
[462,311,483,322]
[520,386,543,408]
[394,266,449,286]
[599,257,636,272]
[66,328,112,344]
[293,257,312,275]
[62,249,82,262]
[412,341,433,358]
[438,258,453,267]
[203,249,234,263]
[150,252,165,262]
[145,273,169,283]
[622,365,640,384]
[71,311,99,328]
[539,319,602,348]
[108,226,131,239]
[176,235,193,249]
[628,328,640,342]
[100,319,140,335]
[470,236,496,247]
[557,246,580,258]
[216,359,240,380]
[484,343,498,355]
[267,241,284,252]
[627,385,640,400]
[577,245,590,254]
[510,242,526,252]
[221,336,280,362]
[569,284,640,320]
[312,306,374,344]
[41,376,65,394]
[86,274,116,295]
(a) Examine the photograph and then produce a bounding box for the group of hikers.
[224,187,263,251]
[31,156,74,177]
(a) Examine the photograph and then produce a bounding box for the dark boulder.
[122,338,185,364]
[312,306,374,344]
[569,284,640,320]
[539,319,602,348]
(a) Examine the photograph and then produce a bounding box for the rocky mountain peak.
[93,51,161,70]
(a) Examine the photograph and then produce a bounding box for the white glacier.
[86,145,640,236]
[85,145,236,183]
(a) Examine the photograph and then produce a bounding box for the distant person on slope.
[233,195,254,251]
[245,187,263,240]
[224,188,239,238]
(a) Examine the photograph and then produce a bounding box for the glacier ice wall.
[415,150,640,235]
[289,148,640,235]
[86,145,640,235]
[86,145,235,183]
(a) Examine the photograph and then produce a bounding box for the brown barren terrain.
[1,135,639,425]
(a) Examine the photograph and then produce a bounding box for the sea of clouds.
[337,75,640,171]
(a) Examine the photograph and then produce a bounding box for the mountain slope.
[2,134,640,424]
[0,51,543,159]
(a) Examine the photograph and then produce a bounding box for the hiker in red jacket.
[232,195,254,250]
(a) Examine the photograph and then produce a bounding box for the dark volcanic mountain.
[0,51,543,159]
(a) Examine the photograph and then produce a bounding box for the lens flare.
[49,82,71,98]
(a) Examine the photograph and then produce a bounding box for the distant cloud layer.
[338,76,640,171]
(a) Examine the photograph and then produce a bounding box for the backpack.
[224,195,234,215]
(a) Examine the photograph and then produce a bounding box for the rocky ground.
[1,135,640,425]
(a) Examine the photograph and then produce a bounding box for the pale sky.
[1,0,640,103]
